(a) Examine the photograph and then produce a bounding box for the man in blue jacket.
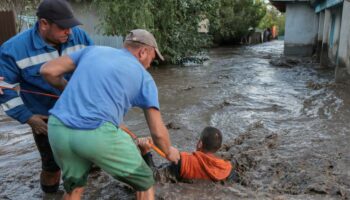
[0,0,93,193]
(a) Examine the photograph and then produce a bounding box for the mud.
[218,121,349,199]
[1,41,350,199]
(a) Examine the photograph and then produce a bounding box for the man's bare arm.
[40,56,76,91]
[144,108,180,163]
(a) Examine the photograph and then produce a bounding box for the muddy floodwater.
[1,41,349,199]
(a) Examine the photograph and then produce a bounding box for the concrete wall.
[316,11,325,61]
[320,5,343,68]
[320,9,331,67]
[284,3,318,56]
[328,6,343,65]
[335,0,350,83]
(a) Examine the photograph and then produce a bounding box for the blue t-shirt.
[49,46,159,129]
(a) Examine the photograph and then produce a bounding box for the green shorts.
[48,116,154,193]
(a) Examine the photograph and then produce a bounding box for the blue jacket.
[0,23,93,123]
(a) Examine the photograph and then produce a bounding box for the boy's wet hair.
[200,126,222,153]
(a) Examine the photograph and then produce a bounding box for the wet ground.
[1,40,349,199]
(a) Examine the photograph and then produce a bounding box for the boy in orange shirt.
[138,126,239,183]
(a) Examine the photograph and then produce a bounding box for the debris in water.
[166,122,181,130]
[270,57,301,68]
[182,86,194,91]
[218,75,230,79]
[210,80,220,84]
[262,54,272,59]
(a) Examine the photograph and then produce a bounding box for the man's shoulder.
[1,29,34,53]
[72,46,119,62]
[71,26,90,38]
[69,27,93,46]
[87,46,118,54]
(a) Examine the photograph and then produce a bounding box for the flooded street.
[1,40,349,199]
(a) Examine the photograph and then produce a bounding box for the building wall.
[335,0,350,83]
[284,3,318,56]
[320,9,332,67]
[316,11,325,60]
[274,0,350,83]
[327,6,343,65]
[313,10,320,45]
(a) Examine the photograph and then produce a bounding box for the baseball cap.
[125,29,164,61]
[36,0,82,29]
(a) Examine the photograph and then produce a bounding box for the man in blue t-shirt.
[40,29,180,200]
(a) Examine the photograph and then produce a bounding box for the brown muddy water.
[1,41,349,199]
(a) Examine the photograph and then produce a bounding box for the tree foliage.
[93,0,220,64]
[212,0,266,44]
[259,5,285,36]
[92,0,267,63]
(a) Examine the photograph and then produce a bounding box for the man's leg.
[91,126,155,198]
[32,132,61,193]
[136,186,154,200]
[48,116,91,198]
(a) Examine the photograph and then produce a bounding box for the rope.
[0,85,59,98]
[0,85,167,158]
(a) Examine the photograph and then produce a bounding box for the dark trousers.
[32,131,60,172]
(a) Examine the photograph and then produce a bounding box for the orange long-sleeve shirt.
[180,151,232,181]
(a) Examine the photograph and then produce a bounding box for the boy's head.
[197,126,222,153]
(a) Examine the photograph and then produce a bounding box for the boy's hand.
[137,137,153,155]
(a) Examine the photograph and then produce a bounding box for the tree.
[259,4,285,36]
[212,0,266,44]
[93,0,220,64]
[91,0,267,63]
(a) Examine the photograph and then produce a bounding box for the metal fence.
[0,10,16,46]
[90,34,124,49]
